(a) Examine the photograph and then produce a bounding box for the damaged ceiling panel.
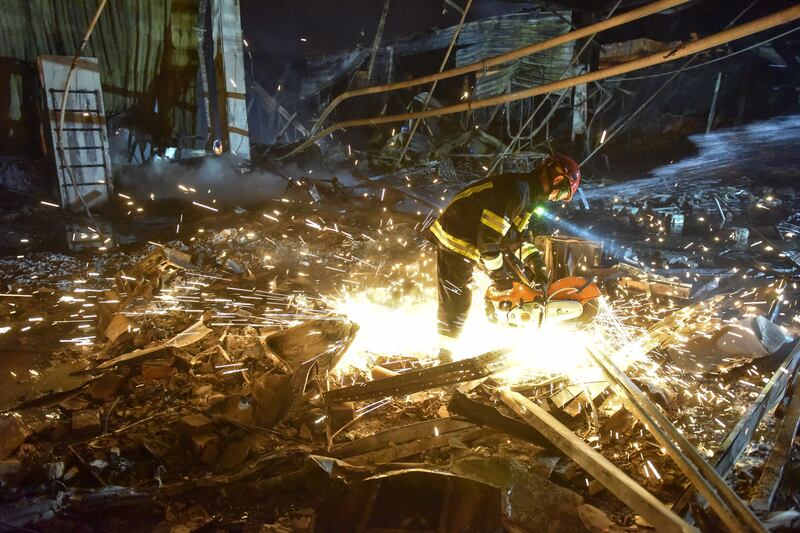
[454,12,575,98]
[301,10,575,103]
[300,48,370,101]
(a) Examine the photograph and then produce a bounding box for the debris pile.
[3,119,800,531]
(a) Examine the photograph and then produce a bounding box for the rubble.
[71,409,101,437]
[177,413,215,435]
[751,374,800,512]
[2,164,800,531]
[13,34,800,533]
[323,348,511,404]
[2,0,800,528]
[0,416,31,459]
[500,389,698,533]
[87,372,125,401]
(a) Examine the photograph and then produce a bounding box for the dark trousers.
[437,247,474,339]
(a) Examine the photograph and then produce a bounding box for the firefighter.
[428,154,581,363]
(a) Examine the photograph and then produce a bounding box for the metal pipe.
[587,346,767,533]
[394,0,472,168]
[309,0,696,135]
[284,4,800,159]
[366,0,392,81]
[706,71,723,132]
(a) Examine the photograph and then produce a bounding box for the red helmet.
[541,153,581,201]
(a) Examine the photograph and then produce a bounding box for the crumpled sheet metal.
[266,315,358,372]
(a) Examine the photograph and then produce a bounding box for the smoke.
[115,154,367,210]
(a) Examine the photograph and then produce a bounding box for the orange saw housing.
[485,276,601,327]
[485,276,600,305]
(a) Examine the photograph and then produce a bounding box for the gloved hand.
[526,252,549,289]
[490,276,514,292]
[482,252,514,290]
[533,264,549,288]
[489,267,514,290]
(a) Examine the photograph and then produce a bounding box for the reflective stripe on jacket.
[429,172,546,263]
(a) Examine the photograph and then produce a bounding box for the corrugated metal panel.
[301,10,574,103]
[163,0,202,140]
[389,25,463,54]
[0,0,198,153]
[454,12,574,99]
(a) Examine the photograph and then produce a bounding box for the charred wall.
[0,0,201,159]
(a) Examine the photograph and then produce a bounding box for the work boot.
[437,347,453,365]
[437,332,458,365]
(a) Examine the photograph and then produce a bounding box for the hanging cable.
[484,0,624,177]
[394,0,472,168]
[56,0,109,235]
[580,0,766,168]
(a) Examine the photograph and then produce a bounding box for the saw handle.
[546,276,601,304]
[485,281,543,305]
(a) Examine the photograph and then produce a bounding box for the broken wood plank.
[323,348,510,404]
[447,391,558,453]
[346,425,490,465]
[750,371,800,512]
[333,417,474,458]
[499,390,698,533]
[586,346,766,533]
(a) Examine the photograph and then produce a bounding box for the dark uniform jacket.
[429,172,547,267]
